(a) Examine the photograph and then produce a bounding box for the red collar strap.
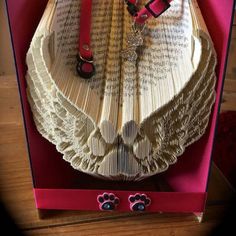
[76,0,95,79]
[126,0,173,24]
[77,0,173,79]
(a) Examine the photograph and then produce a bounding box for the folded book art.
[26,0,217,181]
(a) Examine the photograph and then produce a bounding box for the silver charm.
[121,23,146,62]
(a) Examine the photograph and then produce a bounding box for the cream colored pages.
[26,0,216,180]
[48,0,197,133]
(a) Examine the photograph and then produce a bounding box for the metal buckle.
[145,0,170,18]
[76,54,95,79]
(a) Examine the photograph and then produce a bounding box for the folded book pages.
[26,0,217,181]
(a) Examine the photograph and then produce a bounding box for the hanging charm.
[121,23,146,62]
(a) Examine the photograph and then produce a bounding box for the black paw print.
[129,193,151,211]
[97,193,119,211]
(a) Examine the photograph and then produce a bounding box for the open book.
[26,0,217,181]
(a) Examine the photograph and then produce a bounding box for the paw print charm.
[97,192,119,211]
[129,193,151,211]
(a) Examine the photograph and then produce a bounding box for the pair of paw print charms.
[97,192,151,212]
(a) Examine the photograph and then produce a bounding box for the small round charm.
[76,54,95,79]
[97,192,119,211]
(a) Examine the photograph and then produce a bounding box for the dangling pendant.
[121,23,145,62]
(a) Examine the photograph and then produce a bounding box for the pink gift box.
[5,0,235,215]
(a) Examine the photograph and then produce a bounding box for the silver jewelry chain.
[121,0,146,62]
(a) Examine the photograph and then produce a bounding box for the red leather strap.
[79,0,93,60]
[127,0,137,4]
[126,0,173,24]
[77,0,95,79]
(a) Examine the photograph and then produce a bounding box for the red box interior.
[5,0,235,212]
